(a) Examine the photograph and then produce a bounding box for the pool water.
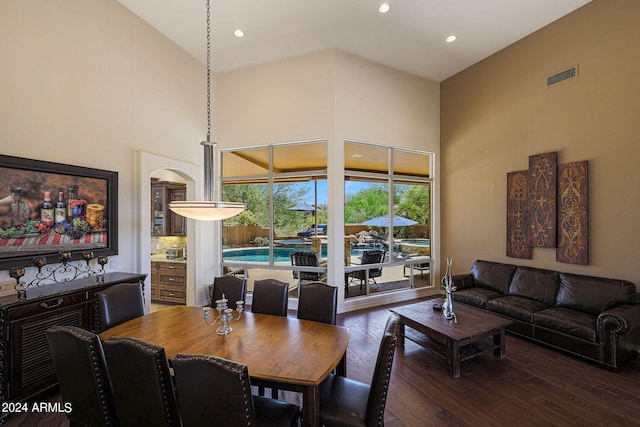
[223,246,394,262]
[223,247,328,263]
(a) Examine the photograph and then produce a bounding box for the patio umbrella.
[363,215,418,227]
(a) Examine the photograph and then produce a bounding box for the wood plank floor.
[6,297,640,426]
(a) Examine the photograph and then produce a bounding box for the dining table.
[99,305,350,427]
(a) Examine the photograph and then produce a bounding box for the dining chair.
[210,275,247,307]
[318,313,400,427]
[102,337,180,427]
[251,278,289,317]
[172,354,300,427]
[96,282,145,332]
[297,281,337,324]
[349,250,386,292]
[46,325,119,427]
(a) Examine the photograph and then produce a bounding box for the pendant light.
[169,0,245,221]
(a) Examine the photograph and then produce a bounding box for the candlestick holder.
[202,294,244,335]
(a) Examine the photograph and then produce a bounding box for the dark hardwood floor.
[6,297,640,426]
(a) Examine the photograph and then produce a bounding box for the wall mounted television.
[0,154,118,270]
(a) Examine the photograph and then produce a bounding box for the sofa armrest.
[450,273,475,290]
[597,304,640,338]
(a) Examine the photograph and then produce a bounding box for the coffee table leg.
[397,322,405,346]
[494,328,506,359]
[447,339,461,379]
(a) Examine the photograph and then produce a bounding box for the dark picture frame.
[0,154,118,269]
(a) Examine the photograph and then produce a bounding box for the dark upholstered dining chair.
[251,278,289,317]
[297,281,338,325]
[291,251,326,285]
[173,354,300,427]
[210,275,247,307]
[318,313,400,427]
[96,282,145,332]
[349,250,386,292]
[46,325,119,427]
[102,337,180,427]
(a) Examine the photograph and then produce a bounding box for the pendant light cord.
[206,0,212,143]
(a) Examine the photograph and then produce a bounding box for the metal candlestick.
[202,293,244,335]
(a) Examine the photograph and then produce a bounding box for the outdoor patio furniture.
[291,251,326,285]
[404,262,430,279]
[348,250,385,292]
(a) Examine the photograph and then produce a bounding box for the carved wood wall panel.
[527,152,557,247]
[506,170,532,259]
[556,161,589,264]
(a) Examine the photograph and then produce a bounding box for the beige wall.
[441,0,640,287]
[0,0,205,304]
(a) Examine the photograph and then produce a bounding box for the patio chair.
[349,250,385,291]
[291,251,325,285]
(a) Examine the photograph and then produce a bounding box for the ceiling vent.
[547,65,578,87]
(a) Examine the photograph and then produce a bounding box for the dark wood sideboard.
[0,272,146,408]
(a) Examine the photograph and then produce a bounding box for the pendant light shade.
[168,201,245,221]
[168,1,245,221]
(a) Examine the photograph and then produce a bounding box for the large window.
[344,141,432,299]
[219,140,433,303]
[220,141,328,298]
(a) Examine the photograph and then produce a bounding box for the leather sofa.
[450,260,640,369]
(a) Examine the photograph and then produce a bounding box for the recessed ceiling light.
[352,154,364,158]
[234,29,245,38]
[446,35,457,43]
[379,3,390,14]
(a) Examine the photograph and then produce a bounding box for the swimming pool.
[223,245,393,262]
[397,238,430,256]
[223,247,328,263]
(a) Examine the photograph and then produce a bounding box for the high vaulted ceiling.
[119,0,591,82]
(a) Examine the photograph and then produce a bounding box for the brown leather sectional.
[451,260,640,369]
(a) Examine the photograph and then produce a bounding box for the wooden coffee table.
[390,298,513,378]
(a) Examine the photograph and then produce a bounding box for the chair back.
[46,326,118,427]
[211,275,247,306]
[96,282,145,332]
[291,251,323,281]
[102,337,180,427]
[361,250,385,279]
[173,354,258,426]
[297,282,337,324]
[173,354,300,427]
[366,313,400,427]
[251,278,289,316]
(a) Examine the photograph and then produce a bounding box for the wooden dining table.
[99,305,350,427]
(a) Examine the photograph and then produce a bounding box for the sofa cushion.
[556,273,636,315]
[471,260,517,294]
[486,296,547,323]
[508,267,560,306]
[453,288,504,309]
[534,307,597,342]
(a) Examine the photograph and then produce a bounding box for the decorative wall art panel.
[527,151,557,247]
[506,170,532,259]
[556,160,589,265]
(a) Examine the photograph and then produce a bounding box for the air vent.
[547,65,578,87]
